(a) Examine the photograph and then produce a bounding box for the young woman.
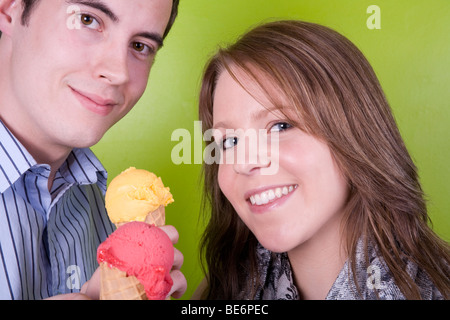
[194,20,449,300]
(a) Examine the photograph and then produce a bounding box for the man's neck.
[0,115,72,191]
[18,132,71,191]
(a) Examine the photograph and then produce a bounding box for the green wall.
[92,0,450,299]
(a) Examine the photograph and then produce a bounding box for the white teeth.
[260,192,269,204]
[275,188,282,198]
[249,185,297,206]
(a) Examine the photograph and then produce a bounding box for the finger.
[45,293,92,300]
[168,269,187,299]
[173,248,184,270]
[159,225,179,244]
[80,266,101,300]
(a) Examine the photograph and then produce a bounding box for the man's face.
[4,0,172,150]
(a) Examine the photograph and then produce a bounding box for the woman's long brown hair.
[198,20,450,299]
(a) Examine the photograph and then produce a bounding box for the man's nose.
[93,43,129,85]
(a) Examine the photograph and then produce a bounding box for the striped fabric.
[0,121,114,299]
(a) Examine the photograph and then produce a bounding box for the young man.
[0,0,186,299]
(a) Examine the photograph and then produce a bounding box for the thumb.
[81,266,101,299]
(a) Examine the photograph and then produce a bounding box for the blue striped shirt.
[0,120,115,299]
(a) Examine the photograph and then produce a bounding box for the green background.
[92,0,450,299]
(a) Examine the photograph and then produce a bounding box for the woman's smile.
[245,184,298,214]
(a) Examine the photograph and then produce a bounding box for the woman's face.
[212,69,350,253]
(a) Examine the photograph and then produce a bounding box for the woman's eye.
[80,14,100,29]
[270,122,292,132]
[222,137,238,150]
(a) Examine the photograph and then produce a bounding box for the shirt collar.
[0,120,107,194]
[60,148,108,194]
[0,120,36,193]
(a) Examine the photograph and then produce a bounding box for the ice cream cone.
[100,262,148,300]
[100,206,169,300]
[100,168,173,300]
[114,206,165,229]
[144,206,165,227]
[105,167,174,226]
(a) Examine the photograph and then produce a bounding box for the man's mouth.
[70,86,119,116]
[247,184,298,206]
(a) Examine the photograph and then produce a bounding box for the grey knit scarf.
[241,240,444,300]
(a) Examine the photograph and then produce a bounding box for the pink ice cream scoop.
[97,221,174,299]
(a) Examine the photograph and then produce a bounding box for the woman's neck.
[287,216,347,300]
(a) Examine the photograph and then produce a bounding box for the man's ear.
[0,0,21,37]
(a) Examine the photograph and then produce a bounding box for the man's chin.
[65,131,107,150]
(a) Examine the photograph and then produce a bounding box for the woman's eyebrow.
[66,0,119,22]
[251,106,282,121]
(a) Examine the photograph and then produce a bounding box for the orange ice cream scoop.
[105,167,174,226]
[97,222,174,300]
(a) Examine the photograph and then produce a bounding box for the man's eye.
[133,42,154,54]
[132,42,155,57]
[80,14,100,29]
[222,137,238,150]
[133,42,144,52]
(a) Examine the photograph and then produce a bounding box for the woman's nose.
[231,133,273,175]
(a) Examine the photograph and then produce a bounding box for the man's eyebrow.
[136,32,164,48]
[66,0,164,48]
[67,0,119,22]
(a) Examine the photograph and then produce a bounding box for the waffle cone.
[114,206,166,229]
[100,262,148,300]
[144,206,165,227]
